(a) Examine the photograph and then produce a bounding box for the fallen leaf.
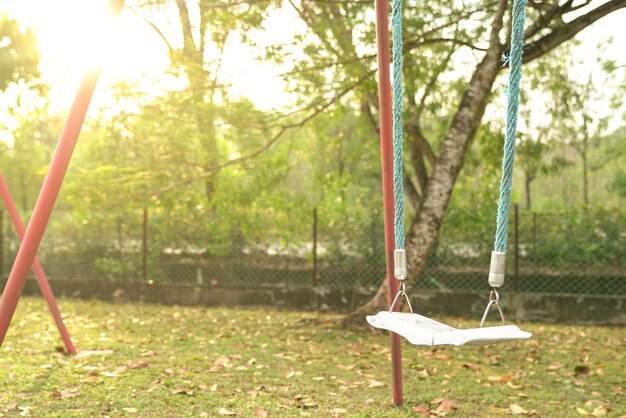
[507,382,523,390]
[171,388,194,396]
[51,388,80,399]
[510,404,529,415]
[413,405,430,417]
[218,407,236,415]
[254,407,268,417]
[462,363,480,371]
[122,408,138,413]
[435,398,458,414]
[128,360,149,370]
[576,407,590,415]
[488,375,512,383]
[332,407,347,415]
[75,350,113,359]
[592,406,607,417]
[368,380,385,388]
[547,362,565,371]
[286,370,296,379]
[80,376,103,384]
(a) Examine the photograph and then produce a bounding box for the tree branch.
[146,69,376,197]
[127,6,175,55]
[522,0,626,63]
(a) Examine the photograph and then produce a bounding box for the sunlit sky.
[1,0,625,124]
[1,0,303,114]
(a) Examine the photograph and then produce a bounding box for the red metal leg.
[0,174,76,354]
[374,0,403,406]
[0,0,125,349]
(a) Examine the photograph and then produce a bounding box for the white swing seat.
[366,311,531,346]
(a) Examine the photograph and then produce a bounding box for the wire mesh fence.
[0,205,624,298]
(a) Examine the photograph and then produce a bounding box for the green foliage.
[0,15,40,91]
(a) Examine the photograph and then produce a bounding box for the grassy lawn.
[0,297,624,417]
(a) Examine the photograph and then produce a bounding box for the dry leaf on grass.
[368,380,385,388]
[127,360,149,370]
[254,407,268,417]
[510,404,529,415]
[170,388,194,395]
[576,407,590,415]
[218,407,236,415]
[413,405,430,417]
[592,407,607,417]
[488,375,512,383]
[74,350,113,359]
[462,363,481,371]
[435,398,458,414]
[51,388,80,399]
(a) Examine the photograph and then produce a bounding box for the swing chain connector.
[480,288,506,327]
[488,251,506,288]
[389,282,413,313]
[394,249,407,280]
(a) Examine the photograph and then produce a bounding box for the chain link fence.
[1,205,624,298]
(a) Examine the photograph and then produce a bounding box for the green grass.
[0,297,624,417]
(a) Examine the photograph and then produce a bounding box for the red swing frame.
[0,0,125,351]
[0,173,76,354]
[373,0,404,406]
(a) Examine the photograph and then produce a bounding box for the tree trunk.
[342,0,509,324]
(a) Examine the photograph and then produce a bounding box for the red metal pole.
[374,0,403,406]
[0,0,125,349]
[0,174,76,354]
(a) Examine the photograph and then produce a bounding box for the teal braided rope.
[391,0,404,250]
[494,0,527,253]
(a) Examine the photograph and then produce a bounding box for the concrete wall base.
[2,279,624,325]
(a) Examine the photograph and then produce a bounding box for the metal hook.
[480,289,506,327]
[389,282,413,313]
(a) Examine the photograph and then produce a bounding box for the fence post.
[312,207,320,311]
[142,208,148,283]
[514,204,520,293]
[533,212,537,265]
[312,207,318,287]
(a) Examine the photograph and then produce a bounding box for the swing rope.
[488,0,527,290]
[391,0,404,252]
[389,0,527,311]
[494,0,527,254]
[389,0,411,311]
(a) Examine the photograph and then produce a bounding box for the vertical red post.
[0,174,76,354]
[0,0,125,349]
[374,0,403,406]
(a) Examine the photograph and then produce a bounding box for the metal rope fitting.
[488,251,506,288]
[389,282,413,313]
[480,289,506,327]
[394,249,407,280]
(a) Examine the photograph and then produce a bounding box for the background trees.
[0,1,624,314]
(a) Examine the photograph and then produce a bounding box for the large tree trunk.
[343,0,509,324]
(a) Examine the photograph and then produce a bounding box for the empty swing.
[366,0,532,346]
